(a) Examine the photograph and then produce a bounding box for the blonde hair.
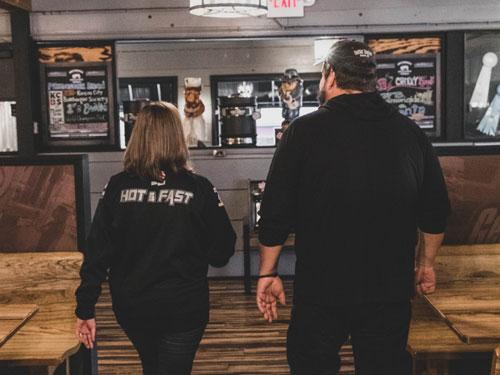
[124,102,191,180]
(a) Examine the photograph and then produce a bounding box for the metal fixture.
[189,0,267,18]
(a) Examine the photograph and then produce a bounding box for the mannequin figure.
[278,69,304,122]
[183,77,206,147]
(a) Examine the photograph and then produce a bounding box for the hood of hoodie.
[322,92,398,122]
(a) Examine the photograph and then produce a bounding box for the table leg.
[53,359,69,375]
[243,223,251,295]
[414,358,450,375]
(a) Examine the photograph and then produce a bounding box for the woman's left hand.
[75,318,96,349]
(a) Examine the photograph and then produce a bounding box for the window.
[0,101,17,153]
[211,73,320,146]
[117,77,178,149]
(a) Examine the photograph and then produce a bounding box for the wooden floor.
[95,279,355,374]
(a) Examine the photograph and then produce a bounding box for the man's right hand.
[415,265,436,295]
[256,276,286,323]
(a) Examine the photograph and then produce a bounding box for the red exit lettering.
[272,0,298,8]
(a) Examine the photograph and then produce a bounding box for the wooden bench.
[0,252,83,375]
[409,243,500,374]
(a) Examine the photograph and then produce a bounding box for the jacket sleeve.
[202,179,236,268]
[75,178,118,320]
[417,134,451,234]
[258,122,302,246]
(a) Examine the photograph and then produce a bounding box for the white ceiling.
[0,0,498,41]
[29,0,500,12]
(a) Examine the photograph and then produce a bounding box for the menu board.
[375,54,441,133]
[44,62,112,139]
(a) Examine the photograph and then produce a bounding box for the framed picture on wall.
[367,36,443,138]
[464,32,500,141]
[0,154,91,252]
[435,147,500,245]
[38,43,118,151]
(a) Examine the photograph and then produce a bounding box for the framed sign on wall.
[368,36,443,139]
[435,149,500,245]
[38,43,118,150]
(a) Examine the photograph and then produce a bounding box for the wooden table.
[409,296,498,374]
[423,244,500,345]
[0,304,38,348]
[0,252,83,375]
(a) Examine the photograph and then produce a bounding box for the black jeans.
[287,301,412,375]
[120,322,206,375]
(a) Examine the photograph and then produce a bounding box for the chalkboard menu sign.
[375,54,441,136]
[40,62,116,149]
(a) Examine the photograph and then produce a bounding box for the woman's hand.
[75,318,96,349]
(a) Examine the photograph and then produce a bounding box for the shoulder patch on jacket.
[101,183,108,197]
[214,187,224,207]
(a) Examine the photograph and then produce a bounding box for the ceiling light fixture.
[189,0,268,18]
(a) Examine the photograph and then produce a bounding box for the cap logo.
[353,49,373,58]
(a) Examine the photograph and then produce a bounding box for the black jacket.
[75,170,236,329]
[259,92,450,306]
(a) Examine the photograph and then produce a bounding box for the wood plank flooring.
[95,279,355,374]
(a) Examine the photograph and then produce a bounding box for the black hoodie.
[75,170,236,331]
[259,92,450,305]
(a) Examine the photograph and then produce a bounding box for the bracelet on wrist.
[257,272,278,279]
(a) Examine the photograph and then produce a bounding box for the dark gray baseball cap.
[317,39,376,72]
[316,39,377,91]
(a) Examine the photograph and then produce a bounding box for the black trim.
[11,10,36,156]
[0,154,92,252]
[0,43,13,59]
[445,31,465,142]
[434,144,500,156]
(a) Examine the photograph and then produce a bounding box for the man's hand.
[76,318,96,349]
[256,276,286,323]
[415,265,436,295]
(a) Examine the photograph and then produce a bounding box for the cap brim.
[313,58,325,66]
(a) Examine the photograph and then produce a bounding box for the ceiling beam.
[0,0,31,12]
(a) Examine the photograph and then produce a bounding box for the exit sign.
[267,0,304,18]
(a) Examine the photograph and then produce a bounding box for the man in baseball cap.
[317,39,377,105]
[256,39,450,374]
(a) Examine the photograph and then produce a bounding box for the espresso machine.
[218,96,260,147]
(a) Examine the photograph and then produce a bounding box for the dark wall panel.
[0,58,15,101]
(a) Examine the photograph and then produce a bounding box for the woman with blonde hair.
[74,102,236,374]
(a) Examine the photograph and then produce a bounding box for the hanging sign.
[267,0,304,18]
